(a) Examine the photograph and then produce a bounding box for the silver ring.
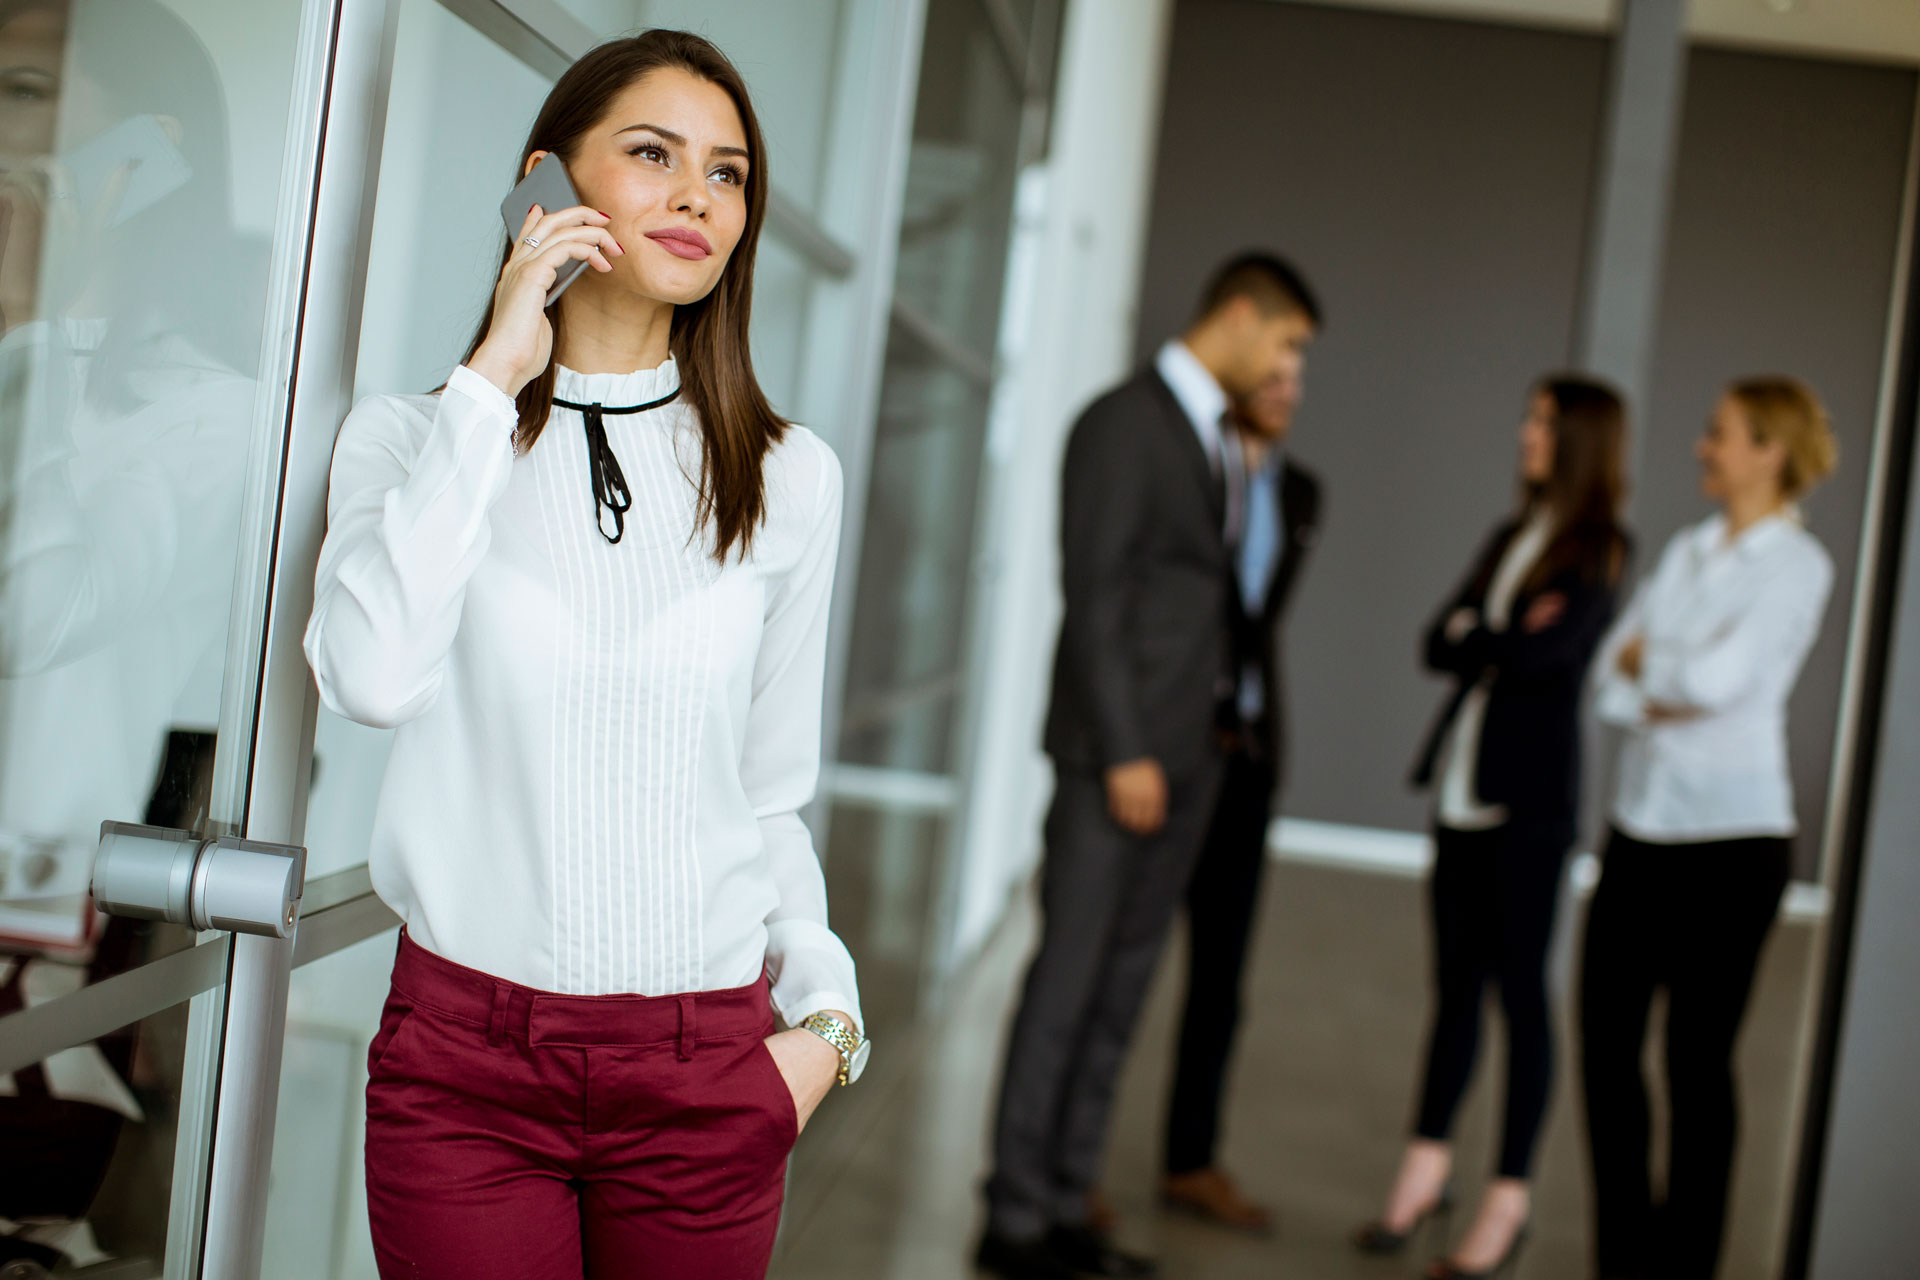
[522,235,541,249]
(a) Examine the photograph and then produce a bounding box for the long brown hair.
[1519,374,1629,591]
[458,30,783,562]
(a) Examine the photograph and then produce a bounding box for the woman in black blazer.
[1355,376,1629,1279]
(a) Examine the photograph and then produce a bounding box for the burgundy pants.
[365,933,797,1279]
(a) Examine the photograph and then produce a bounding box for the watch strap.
[799,1012,861,1087]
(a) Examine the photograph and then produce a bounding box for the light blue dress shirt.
[1236,450,1284,722]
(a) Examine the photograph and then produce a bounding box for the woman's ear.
[523,150,549,180]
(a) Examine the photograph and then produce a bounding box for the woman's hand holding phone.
[466,203,622,399]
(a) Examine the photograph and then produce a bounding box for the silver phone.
[499,152,588,306]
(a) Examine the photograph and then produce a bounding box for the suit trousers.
[1579,828,1790,1280]
[1164,747,1277,1174]
[986,764,1223,1241]
[364,932,797,1280]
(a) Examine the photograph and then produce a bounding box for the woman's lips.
[645,228,712,260]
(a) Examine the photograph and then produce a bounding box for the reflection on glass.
[0,0,286,1267]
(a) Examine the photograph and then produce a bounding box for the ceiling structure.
[1266,0,1920,64]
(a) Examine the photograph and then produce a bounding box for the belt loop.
[677,994,696,1062]
[488,984,511,1048]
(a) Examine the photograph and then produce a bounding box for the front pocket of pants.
[749,1039,800,1146]
[366,998,417,1079]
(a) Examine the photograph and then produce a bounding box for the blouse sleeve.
[1590,575,1653,728]
[744,437,864,1035]
[1638,546,1833,714]
[302,365,519,728]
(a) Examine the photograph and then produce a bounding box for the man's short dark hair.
[1196,253,1322,328]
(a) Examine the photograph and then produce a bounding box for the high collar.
[1154,340,1229,442]
[1698,508,1797,560]
[552,357,680,407]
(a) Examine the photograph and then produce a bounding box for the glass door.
[0,0,389,1275]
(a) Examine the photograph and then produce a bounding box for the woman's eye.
[711,166,745,186]
[0,73,51,103]
[630,144,667,163]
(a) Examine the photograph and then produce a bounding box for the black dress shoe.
[974,1230,1078,1280]
[1046,1224,1159,1278]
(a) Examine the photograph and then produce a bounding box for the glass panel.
[352,0,554,402]
[0,0,305,1264]
[824,0,1035,1019]
[837,328,990,773]
[261,927,399,1280]
[551,0,645,37]
[635,0,845,221]
[891,0,1021,359]
[751,230,817,418]
[0,979,223,1274]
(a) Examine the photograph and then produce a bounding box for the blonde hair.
[1728,376,1838,500]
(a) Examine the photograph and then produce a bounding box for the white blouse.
[1437,512,1553,831]
[1593,512,1833,843]
[303,361,862,1032]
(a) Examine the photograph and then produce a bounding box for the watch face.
[848,1037,872,1084]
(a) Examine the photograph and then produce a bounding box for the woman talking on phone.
[303,30,865,1280]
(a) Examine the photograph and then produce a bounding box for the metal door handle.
[91,821,306,939]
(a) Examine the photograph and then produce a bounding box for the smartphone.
[60,114,192,228]
[500,152,589,307]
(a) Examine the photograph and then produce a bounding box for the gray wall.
[1138,0,1915,867]
[1140,0,1609,836]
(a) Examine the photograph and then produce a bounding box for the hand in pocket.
[761,1026,840,1133]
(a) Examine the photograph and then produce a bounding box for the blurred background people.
[978,255,1313,1280]
[1152,257,1321,1234]
[1581,377,1838,1280]
[1356,377,1628,1279]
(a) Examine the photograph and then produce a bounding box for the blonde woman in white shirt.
[303,31,864,1280]
[1580,377,1837,1280]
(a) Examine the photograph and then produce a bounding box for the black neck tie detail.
[552,387,681,544]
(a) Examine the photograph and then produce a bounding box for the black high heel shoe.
[1350,1186,1455,1255]
[1424,1221,1531,1279]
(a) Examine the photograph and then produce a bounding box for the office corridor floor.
[769,858,1818,1280]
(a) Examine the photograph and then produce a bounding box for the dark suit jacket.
[1043,368,1236,784]
[1410,518,1623,824]
[1231,460,1322,773]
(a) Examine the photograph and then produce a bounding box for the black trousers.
[1164,749,1278,1175]
[986,763,1223,1241]
[1579,827,1790,1280]
[1413,818,1573,1180]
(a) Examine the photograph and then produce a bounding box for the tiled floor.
[771,858,1818,1279]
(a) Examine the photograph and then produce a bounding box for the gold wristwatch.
[799,1012,870,1086]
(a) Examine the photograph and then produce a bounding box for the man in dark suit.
[1156,274,1322,1233]
[977,256,1319,1280]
